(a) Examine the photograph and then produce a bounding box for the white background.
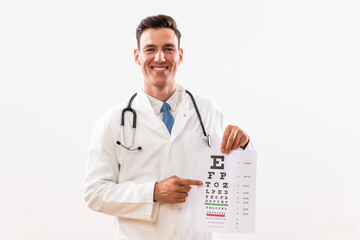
[1,0,359,239]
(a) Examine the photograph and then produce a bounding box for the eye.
[144,48,154,53]
[165,48,175,52]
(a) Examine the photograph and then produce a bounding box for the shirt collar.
[142,87,182,116]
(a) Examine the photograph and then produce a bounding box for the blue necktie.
[161,102,174,134]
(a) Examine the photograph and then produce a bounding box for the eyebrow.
[163,44,176,48]
[143,43,177,49]
[143,44,157,49]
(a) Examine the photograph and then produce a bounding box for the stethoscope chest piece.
[203,134,212,147]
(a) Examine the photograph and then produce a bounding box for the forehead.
[140,28,178,49]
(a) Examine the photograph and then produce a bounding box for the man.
[84,14,250,240]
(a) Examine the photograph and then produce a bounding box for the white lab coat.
[84,85,230,240]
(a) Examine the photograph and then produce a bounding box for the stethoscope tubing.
[121,93,138,128]
[185,90,207,138]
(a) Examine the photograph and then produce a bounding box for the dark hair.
[136,14,181,49]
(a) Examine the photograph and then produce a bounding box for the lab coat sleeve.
[83,114,159,222]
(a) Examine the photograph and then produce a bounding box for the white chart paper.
[195,149,257,233]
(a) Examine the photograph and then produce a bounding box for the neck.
[144,84,176,102]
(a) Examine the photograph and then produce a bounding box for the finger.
[239,133,249,148]
[231,131,243,150]
[221,125,232,153]
[178,178,203,186]
[176,192,188,199]
[177,185,192,193]
[225,128,239,153]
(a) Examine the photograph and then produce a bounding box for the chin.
[152,78,172,87]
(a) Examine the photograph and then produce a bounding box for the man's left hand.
[221,125,249,154]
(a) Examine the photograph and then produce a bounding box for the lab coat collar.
[170,84,191,142]
[175,84,191,111]
[134,88,154,113]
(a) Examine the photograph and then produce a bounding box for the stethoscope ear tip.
[116,141,121,145]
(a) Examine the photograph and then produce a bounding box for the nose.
[154,50,165,63]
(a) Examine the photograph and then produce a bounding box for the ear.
[134,49,140,65]
[178,48,184,65]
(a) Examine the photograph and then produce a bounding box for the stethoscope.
[116,90,212,151]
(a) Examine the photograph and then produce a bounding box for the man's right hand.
[153,176,203,204]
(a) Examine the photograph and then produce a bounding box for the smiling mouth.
[151,66,168,71]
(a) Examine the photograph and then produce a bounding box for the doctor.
[84,14,250,240]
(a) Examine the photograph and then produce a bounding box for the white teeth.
[153,67,167,71]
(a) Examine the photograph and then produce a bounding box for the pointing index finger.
[178,178,203,186]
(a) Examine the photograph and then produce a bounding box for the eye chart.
[195,150,257,233]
